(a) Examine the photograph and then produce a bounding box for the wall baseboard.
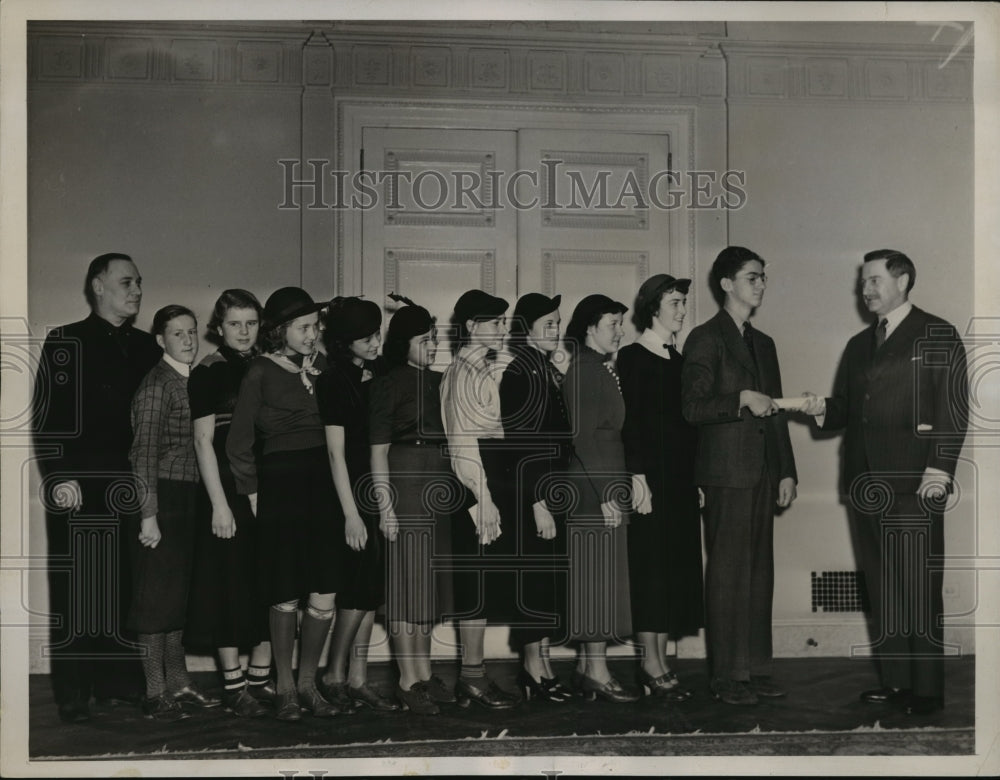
[26,621,975,673]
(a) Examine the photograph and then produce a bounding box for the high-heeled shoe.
[637,668,694,702]
[517,669,572,703]
[579,674,640,703]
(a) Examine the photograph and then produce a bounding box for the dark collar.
[218,344,257,363]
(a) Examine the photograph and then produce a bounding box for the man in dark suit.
[32,253,162,722]
[801,249,968,716]
[681,246,798,706]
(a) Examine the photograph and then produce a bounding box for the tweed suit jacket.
[681,309,797,489]
[821,305,968,496]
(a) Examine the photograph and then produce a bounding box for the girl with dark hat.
[562,294,639,703]
[129,305,220,720]
[618,274,702,702]
[226,286,341,722]
[313,297,399,714]
[369,301,457,715]
[440,289,520,709]
[185,289,271,718]
[499,293,574,702]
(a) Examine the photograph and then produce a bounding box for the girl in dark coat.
[499,293,573,703]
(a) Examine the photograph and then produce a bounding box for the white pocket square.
[917,424,934,432]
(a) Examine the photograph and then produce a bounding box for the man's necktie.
[742,321,757,362]
[875,318,888,349]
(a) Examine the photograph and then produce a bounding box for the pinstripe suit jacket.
[821,305,969,496]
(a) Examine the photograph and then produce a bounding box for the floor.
[26,655,975,761]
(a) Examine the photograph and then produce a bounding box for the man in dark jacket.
[681,246,798,706]
[32,253,162,722]
[801,249,968,716]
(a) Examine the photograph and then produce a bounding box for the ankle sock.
[460,663,486,681]
[247,664,271,689]
[222,666,246,695]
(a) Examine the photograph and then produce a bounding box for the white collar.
[880,300,913,338]
[637,327,676,359]
[162,353,191,377]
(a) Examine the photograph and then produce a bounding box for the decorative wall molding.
[540,249,649,296]
[722,42,971,103]
[384,248,496,297]
[28,26,727,101]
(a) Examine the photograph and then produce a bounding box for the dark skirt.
[257,446,343,605]
[127,479,198,634]
[184,465,269,651]
[383,442,455,624]
[565,465,632,643]
[627,475,704,637]
[507,454,570,648]
[450,440,523,624]
[335,508,384,612]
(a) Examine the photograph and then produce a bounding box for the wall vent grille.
[811,570,870,613]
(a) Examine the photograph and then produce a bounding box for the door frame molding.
[317,95,727,327]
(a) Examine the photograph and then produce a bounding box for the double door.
[361,126,673,362]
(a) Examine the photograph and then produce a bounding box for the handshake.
[740,390,826,418]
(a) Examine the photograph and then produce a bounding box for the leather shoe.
[860,687,911,705]
[316,679,356,715]
[274,690,302,722]
[580,674,641,703]
[348,682,401,712]
[905,695,944,716]
[748,675,786,698]
[455,676,520,709]
[425,674,457,704]
[57,700,91,724]
[224,687,268,718]
[142,694,190,721]
[249,679,277,706]
[710,678,758,706]
[172,682,222,708]
[396,681,440,715]
[298,685,339,717]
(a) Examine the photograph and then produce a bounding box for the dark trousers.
[851,493,945,698]
[43,474,145,706]
[702,475,775,682]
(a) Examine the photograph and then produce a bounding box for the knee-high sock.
[270,607,298,695]
[164,629,192,692]
[296,612,333,692]
[138,632,166,698]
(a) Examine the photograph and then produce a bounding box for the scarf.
[265,350,321,395]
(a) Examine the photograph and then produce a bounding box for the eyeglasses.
[736,273,767,286]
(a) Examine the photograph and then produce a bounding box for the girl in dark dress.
[315,298,399,714]
[499,293,573,703]
[129,305,220,721]
[186,289,270,718]
[562,295,639,704]
[227,287,341,722]
[370,303,457,715]
[618,274,703,702]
